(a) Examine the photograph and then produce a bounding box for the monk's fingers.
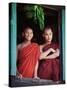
[56,49,60,52]
[51,48,56,53]
[17,74,23,79]
[34,76,40,79]
[19,74,24,79]
[17,75,21,79]
[55,49,60,56]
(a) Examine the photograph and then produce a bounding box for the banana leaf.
[22,5,45,31]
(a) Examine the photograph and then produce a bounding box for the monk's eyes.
[45,33,52,36]
[29,33,33,34]
[45,34,48,36]
[28,33,33,35]
[25,33,33,36]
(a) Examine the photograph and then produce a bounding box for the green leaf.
[22,5,45,31]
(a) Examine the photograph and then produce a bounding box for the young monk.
[16,27,40,78]
[38,26,60,81]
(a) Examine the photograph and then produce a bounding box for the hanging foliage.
[22,5,45,31]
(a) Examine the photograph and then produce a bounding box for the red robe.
[38,43,61,81]
[17,43,40,78]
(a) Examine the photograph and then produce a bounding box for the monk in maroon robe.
[38,26,61,81]
[38,43,60,81]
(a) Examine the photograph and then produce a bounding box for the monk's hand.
[50,48,56,53]
[18,74,23,79]
[16,72,23,79]
[55,49,60,57]
[34,76,40,79]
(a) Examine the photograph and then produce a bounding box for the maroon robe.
[38,43,61,81]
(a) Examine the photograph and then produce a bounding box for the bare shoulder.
[39,44,44,49]
[39,45,44,53]
[17,44,22,50]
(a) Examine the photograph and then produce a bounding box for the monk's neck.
[24,40,31,45]
[45,41,52,45]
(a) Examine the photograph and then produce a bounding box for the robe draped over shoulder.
[38,43,61,81]
[17,43,40,78]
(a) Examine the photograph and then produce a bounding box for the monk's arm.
[34,61,39,78]
[44,49,60,59]
[16,45,23,78]
[39,48,56,60]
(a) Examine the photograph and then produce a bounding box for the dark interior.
[17,4,60,45]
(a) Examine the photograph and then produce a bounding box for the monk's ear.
[22,32,24,37]
[42,33,45,38]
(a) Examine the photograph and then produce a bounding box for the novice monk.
[17,27,40,78]
[38,26,60,81]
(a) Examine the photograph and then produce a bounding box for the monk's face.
[24,28,33,41]
[43,28,53,43]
